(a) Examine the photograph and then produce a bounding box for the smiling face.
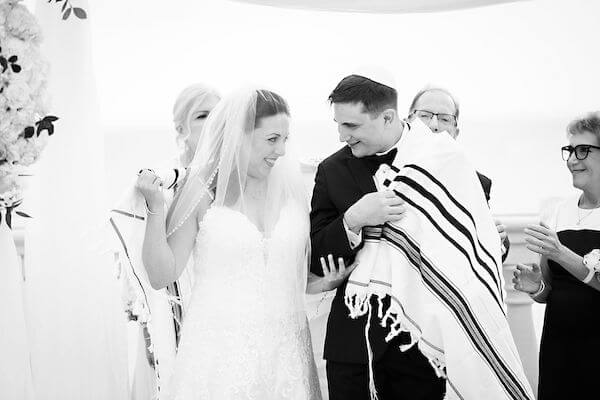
[246,113,290,180]
[333,102,391,158]
[409,89,459,138]
[567,130,600,193]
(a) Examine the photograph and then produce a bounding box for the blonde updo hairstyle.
[172,83,220,163]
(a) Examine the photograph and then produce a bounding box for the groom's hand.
[344,190,406,232]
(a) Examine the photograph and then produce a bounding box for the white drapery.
[23,2,128,399]
[230,0,527,13]
[0,219,35,400]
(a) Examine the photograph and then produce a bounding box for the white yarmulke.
[352,65,397,90]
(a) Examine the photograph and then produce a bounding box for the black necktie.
[362,148,398,174]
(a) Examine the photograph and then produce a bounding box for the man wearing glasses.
[407,86,511,261]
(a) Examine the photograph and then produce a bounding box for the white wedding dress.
[165,204,322,400]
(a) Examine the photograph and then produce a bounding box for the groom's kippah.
[352,65,397,91]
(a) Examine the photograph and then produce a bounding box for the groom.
[310,70,446,400]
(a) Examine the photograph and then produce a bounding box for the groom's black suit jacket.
[310,146,502,364]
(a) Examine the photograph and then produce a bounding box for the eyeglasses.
[561,144,600,161]
[412,110,457,125]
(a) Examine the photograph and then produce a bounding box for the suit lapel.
[347,156,377,195]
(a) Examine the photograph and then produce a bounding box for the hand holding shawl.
[345,119,534,400]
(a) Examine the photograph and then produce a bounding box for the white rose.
[6,4,41,42]
[14,104,34,125]
[3,37,26,60]
[0,142,7,161]
[16,138,36,165]
[4,79,31,109]
[6,142,19,163]
[0,164,12,178]
[0,124,21,143]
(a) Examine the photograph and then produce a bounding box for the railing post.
[500,214,540,395]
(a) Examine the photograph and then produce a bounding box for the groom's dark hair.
[328,75,397,116]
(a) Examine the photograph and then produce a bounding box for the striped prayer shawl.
[345,119,534,400]
[108,166,187,394]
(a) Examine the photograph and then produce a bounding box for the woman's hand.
[135,169,165,212]
[307,255,358,294]
[319,254,358,292]
[512,263,543,294]
[524,222,566,262]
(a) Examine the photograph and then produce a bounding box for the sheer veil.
[172,83,221,168]
[167,87,310,305]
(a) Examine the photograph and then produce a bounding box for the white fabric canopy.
[23,1,129,399]
[230,0,527,13]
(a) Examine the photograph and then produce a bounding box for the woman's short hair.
[567,111,600,145]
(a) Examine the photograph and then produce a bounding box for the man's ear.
[382,109,397,126]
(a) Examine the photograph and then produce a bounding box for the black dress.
[538,196,600,399]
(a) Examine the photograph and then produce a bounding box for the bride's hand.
[135,169,165,213]
[512,263,543,294]
[319,255,358,292]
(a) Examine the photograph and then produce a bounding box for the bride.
[136,88,345,399]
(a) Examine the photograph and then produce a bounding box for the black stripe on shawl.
[111,208,146,221]
[383,224,531,400]
[109,217,150,309]
[390,188,504,313]
[393,174,503,300]
[403,164,501,287]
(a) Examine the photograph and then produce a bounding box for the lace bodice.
[191,205,308,320]
[165,203,321,400]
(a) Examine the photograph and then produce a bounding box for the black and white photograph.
[1,0,599,399]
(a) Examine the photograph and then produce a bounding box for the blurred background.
[85,0,600,214]
[7,1,598,398]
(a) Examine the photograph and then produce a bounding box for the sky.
[38,0,600,212]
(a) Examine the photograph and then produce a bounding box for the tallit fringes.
[426,356,448,379]
[377,296,384,319]
[365,302,380,400]
[381,306,395,328]
[344,292,371,319]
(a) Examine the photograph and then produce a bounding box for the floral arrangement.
[47,0,87,20]
[0,0,57,223]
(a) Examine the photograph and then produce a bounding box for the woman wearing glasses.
[513,111,600,399]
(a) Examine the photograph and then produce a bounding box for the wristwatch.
[582,249,600,283]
